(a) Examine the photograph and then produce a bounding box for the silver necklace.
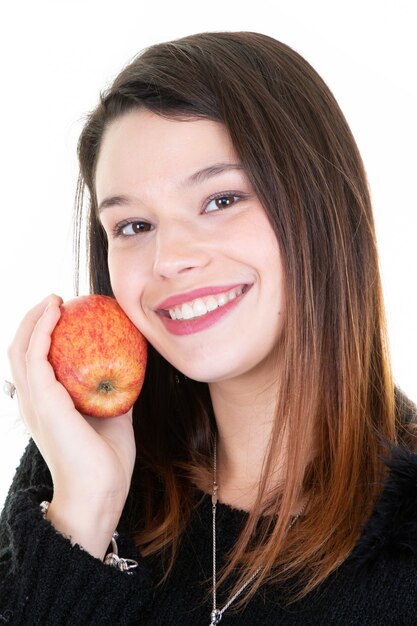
[209,439,304,625]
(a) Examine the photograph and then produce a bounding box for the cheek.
[107,252,124,296]
[107,251,143,314]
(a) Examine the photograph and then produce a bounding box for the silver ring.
[3,380,16,399]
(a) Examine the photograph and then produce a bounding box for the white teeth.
[181,303,194,320]
[168,285,246,321]
[205,296,218,312]
[192,298,207,317]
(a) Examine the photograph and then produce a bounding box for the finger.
[17,299,70,440]
[8,294,63,386]
[8,295,63,424]
[25,300,67,405]
[24,302,90,446]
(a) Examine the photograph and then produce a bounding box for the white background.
[1,0,416,510]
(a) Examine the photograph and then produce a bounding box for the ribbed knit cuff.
[2,486,151,625]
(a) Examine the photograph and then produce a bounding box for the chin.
[175,362,248,384]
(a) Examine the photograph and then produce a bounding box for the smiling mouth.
[158,284,251,321]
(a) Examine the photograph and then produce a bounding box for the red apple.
[48,295,147,418]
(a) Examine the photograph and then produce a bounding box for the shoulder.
[327,445,417,621]
[349,445,417,572]
[352,387,417,569]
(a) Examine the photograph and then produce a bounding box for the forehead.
[95,110,238,195]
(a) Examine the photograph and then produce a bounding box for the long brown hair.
[74,31,403,605]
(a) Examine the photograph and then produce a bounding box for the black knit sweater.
[1,439,417,625]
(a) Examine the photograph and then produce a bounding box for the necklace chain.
[209,438,304,625]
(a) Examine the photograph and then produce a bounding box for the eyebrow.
[186,162,245,185]
[97,162,245,213]
[98,195,131,214]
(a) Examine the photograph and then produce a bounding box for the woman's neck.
[208,370,286,511]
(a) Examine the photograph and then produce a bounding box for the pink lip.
[157,284,252,336]
[156,283,249,311]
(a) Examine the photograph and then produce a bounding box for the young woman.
[1,31,416,625]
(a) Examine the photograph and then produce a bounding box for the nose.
[152,221,211,279]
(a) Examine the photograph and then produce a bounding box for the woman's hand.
[7,294,137,559]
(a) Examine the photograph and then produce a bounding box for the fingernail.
[44,294,61,307]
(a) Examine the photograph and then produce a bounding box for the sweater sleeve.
[0,440,151,625]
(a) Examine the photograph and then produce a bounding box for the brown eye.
[114,220,152,237]
[205,194,239,213]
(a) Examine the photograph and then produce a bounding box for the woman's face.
[96,109,285,383]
